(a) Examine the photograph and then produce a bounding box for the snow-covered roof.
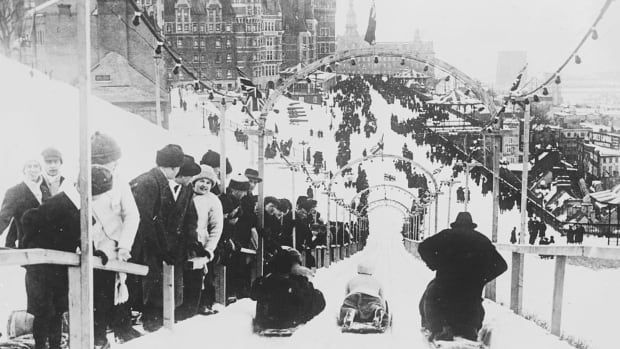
[590,184,620,205]
[427,89,482,106]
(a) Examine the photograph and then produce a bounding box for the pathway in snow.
[119,210,572,349]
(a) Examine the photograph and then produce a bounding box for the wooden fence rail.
[403,238,620,337]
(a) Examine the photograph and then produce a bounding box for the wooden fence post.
[510,252,524,314]
[214,265,227,306]
[163,263,175,330]
[551,256,567,336]
[68,266,84,349]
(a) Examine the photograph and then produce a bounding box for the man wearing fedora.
[244,168,262,194]
[418,212,507,342]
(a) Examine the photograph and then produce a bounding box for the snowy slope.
[118,207,573,349]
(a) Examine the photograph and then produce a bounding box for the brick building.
[281,0,317,68]
[22,0,170,126]
[313,0,336,59]
[163,0,238,90]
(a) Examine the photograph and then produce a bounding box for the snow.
[0,58,616,347]
[117,209,573,349]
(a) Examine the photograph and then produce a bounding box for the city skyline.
[334,0,620,85]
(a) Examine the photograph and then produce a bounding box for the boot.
[372,308,385,328]
[341,309,356,330]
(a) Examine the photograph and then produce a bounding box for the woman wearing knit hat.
[90,133,142,344]
[177,165,224,319]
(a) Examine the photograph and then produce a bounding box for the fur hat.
[193,164,218,185]
[244,168,262,182]
[200,150,232,175]
[264,196,281,210]
[91,132,122,165]
[92,165,113,196]
[177,155,201,177]
[450,212,478,229]
[41,147,62,163]
[271,247,302,274]
[156,144,184,168]
[300,198,317,211]
[228,173,250,192]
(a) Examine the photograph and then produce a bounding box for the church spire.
[345,0,358,36]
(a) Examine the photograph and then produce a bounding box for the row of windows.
[602,157,620,164]
[174,37,232,49]
[192,53,233,64]
[166,22,232,34]
[253,64,279,78]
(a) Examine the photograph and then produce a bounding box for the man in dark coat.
[418,212,507,341]
[0,159,53,248]
[251,248,325,330]
[20,182,82,349]
[129,145,196,332]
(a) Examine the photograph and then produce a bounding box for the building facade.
[313,0,336,59]
[335,1,435,77]
[22,0,171,126]
[281,0,316,68]
[163,0,238,90]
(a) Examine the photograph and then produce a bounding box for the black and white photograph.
[0,0,619,348]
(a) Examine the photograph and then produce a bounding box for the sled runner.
[421,328,489,349]
[341,321,389,334]
[256,327,299,337]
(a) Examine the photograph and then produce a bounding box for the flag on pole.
[364,1,376,45]
[237,67,256,93]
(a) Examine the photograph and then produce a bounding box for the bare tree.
[0,0,26,58]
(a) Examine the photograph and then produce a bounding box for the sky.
[334,0,620,85]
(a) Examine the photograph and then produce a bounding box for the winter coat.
[91,179,139,260]
[192,192,224,261]
[418,227,507,297]
[21,190,81,317]
[130,168,197,307]
[251,273,326,329]
[345,273,384,300]
[0,180,53,248]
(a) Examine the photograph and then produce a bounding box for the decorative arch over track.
[361,198,413,215]
[324,154,440,253]
[350,183,418,207]
[260,47,497,116]
[367,201,410,216]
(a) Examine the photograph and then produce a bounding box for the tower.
[345,0,358,37]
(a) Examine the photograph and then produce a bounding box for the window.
[200,24,205,32]
[215,39,221,48]
[194,55,199,62]
[227,70,233,79]
[193,24,197,32]
[201,55,206,62]
[184,24,189,31]
[225,24,232,32]
[193,39,198,48]
[226,54,232,63]
[226,39,232,48]
[216,24,221,32]
[177,24,182,31]
[166,24,172,33]
[215,54,221,63]
[216,70,223,78]
[200,39,205,47]
[177,38,183,47]
[208,24,214,32]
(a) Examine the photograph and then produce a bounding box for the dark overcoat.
[130,168,197,307]
[21,192,80,317]
[0,181,55,248]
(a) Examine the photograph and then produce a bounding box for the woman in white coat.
[179,165,224,319]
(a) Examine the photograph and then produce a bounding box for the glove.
[117,248,131,262]
[93,250,109,265]
[191,241,209,258]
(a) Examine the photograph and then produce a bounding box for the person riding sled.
[418,212,507,342]
[250,247,325,330]
[338,261,389,330]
